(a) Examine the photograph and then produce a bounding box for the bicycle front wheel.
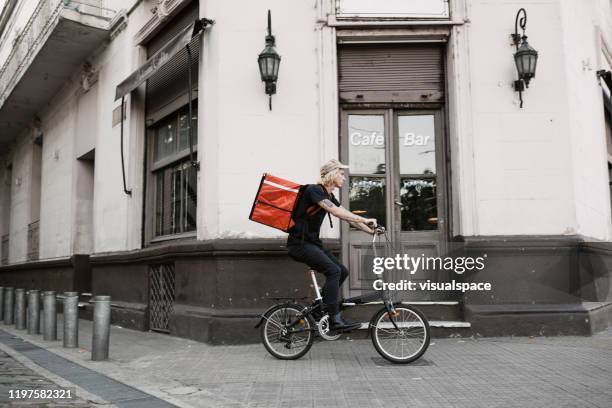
[370,305,430,364]
[260,303,314,360]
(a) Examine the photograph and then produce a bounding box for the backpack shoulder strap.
[308,184,334,228]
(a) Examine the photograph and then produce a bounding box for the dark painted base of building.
[2,236,612,344]
[87,238,322,345]
[0,255,91,293]
[465,301,612,336]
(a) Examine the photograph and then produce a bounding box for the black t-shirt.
[287,184,340,247]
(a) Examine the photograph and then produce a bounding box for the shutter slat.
[146,1,199,117]
[338,43,444,94]
[146,2,200,58]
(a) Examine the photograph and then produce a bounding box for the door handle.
[394,201,403,206]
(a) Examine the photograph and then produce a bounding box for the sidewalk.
[0,349,93,407]
[1,318,611,408]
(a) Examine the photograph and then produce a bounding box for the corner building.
[1,0,612,343]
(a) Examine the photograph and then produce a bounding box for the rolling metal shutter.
[146,1,199,119]
[338,43,444,103]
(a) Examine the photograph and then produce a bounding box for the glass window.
[178,112,190,151]
[151,102,198,238]
[336,0,450,18]
[398,115,436,175]
[348,114,386,228]
[398,114,437,232]
[155,119,176,162]
[348,115,385,174]
[155,160,197,236]
[605,94,612,216]
[399,178,437,231]
[154,102,197,163]
[349,176,386,228]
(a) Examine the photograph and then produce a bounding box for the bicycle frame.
[255,229,401,333]
[258,229,431,364]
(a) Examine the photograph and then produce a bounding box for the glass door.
[341,109,448,299]
[393,111,444,242]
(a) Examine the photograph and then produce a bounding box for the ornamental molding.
[134,0,191,46]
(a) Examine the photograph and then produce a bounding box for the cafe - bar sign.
[336,0,450,18]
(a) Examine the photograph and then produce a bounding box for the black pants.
[287,242,349,315]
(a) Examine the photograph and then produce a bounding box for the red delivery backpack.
[249,173,305,232]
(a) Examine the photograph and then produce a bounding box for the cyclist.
[287,159,378,332]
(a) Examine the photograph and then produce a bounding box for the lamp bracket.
[512,8,527,49]
[514,79,525,92]
[200,18,215,28]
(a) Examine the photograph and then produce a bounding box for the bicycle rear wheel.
[370,305,430,364]
[261,303,314,360]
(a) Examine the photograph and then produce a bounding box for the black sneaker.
[329,314,361,332]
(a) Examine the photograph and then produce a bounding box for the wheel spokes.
[264,307,312,357]
[374,308,427,360]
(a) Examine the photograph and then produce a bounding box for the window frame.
[334,0,451,20]
[145,102,198,244]
[603,88,612,218]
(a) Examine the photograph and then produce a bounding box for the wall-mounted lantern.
[257,10,281,111]
[511,8,539,108]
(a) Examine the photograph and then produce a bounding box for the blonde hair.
[319,168,342,186]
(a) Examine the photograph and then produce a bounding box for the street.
[0,319,611,407]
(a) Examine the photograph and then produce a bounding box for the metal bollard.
[42,291,57,341]
[3,287,14,325]
[14,289,26,329]
[39,291,45,334]
[92,295,111,361]
[27,290,40,334]
[0,286,4,319]
[63,292,79,348]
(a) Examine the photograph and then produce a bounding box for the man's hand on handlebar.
[365,218,378,228]
[373,226,386,235]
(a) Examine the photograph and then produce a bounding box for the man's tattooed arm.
[348,221,375,234]
[318,199,376,226]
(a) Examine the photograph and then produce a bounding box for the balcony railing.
[0,0,115,108]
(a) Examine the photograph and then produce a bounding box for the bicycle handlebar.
[373,226,386,235]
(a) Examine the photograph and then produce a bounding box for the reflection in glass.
[154,102,198,162]
[399,178,437,231]
[348,115,385,174]
[349,177,386,228]
[155,160,197,236]
[155,120,176,161]
[178,113,189,152]
[398,115,435,175]
[178,112,197,152]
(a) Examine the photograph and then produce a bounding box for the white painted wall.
[38,88,77,259]
[447,0,477,238]
[6,130,34,263]
[3,0,612,265]
[89,1,150,253]
[559,0,612,240]
[89,27,130,253]
[0,0,41,68]
[200,0,341,239]
[465,0,612,239]
[0,159,9,241]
